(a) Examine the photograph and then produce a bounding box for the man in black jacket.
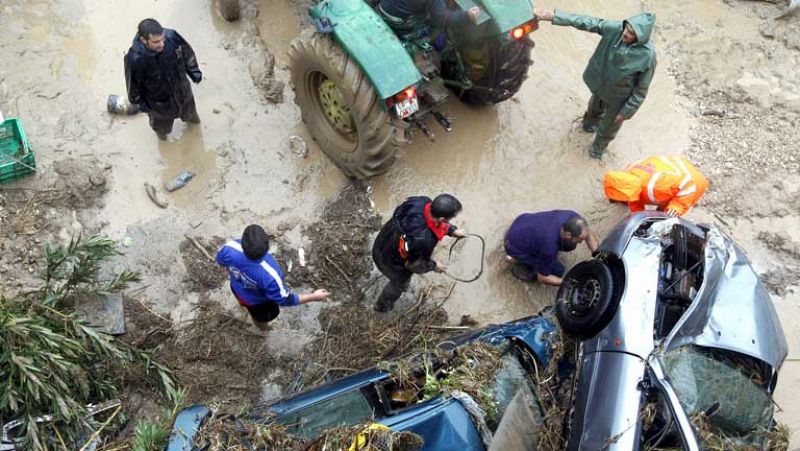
[124,19,202,140]
[372,194,466,312]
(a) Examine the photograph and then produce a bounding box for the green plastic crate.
[0,118,36,184]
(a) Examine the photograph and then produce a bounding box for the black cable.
[443,233,485,283]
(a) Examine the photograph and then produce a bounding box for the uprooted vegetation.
[195,415,424,451]
[0,236,177,450]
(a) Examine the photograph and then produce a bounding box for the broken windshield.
[663,346,773,440]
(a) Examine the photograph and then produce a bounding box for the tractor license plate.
[394,97,419,119]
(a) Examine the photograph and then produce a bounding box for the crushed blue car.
[167,315,560,451]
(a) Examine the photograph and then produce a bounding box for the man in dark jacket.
[534,9,656,159]
[379,0,481,28]
[124,18,202,140]
[216,225,330,330]
[504,210,598,286]
[372,194,466,312]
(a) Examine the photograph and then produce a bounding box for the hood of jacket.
[393,196,431,234]
[625,12,655,46]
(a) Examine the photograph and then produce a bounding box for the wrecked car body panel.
[663,225,788,372]
[567,215,788,451]
[380,398,483,451]
[568,351,647,450]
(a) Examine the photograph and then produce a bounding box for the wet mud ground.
[1,0,799,445]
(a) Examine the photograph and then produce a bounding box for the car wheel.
[555,260,617,338]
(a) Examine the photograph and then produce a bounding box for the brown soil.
[179,235,228,292]
[285,181,382,300]
[122,292,284,408]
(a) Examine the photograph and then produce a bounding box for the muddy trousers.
[582,94,624,156]
[148,92,200,138]
[373,254,413,312]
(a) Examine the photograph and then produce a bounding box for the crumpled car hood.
[663,224,788,372]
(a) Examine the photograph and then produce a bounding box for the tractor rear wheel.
[459,37,533,106]
[289,30,405,179]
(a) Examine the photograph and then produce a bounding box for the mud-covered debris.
[179,236,227,292]
[195,414,424,451]
[247,41,285,104]
[287,181,382,300]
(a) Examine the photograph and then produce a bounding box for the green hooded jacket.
[553,11,657,119]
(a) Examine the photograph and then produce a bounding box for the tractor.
[289,0,538,178]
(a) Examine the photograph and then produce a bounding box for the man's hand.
[434,261,447,273]
[312,289,330,301]
[190,71,203,84]
[533,8,554,21]
[452,228,468,238]
[614,113,626,125]
[468,6,481,23]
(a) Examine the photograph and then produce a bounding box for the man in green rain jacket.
[535,9,656,159]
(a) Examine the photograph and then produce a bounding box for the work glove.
[190,71,203,84]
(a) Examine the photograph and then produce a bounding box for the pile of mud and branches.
[291,283,461,389]
[531,319,578,451]
[0,156,110,294]
[179,235,228,292]
[194,414,423,451]
[286,181,382,300]
[122,294,283,407]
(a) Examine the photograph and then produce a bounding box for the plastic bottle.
[164,171,195,192]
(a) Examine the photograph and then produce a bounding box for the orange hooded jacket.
[603,155,708,216]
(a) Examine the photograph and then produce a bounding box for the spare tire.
[555,260,617,338]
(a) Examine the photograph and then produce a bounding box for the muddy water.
[2,0,797,439]
[371,0,691,322]
[0,0,339,237]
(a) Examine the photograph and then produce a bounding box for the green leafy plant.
[0,235,179,450]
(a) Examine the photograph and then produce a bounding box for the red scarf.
[424,203,450,241]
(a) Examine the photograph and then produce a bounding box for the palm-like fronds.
[0,235,178,450]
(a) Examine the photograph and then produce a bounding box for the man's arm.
[174,31,202,83]
[535,8,620,35]
[537,273,562,286]
[586,230,600,253]
[430,0,481,26]
[619,57,656,119]
[297,289,331,304]
[124,53,144,107]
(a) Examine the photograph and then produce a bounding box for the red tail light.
[510,19,538,40]
[385,85,418,109]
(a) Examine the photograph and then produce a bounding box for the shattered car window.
[663,346,772,436]
[490,352,541,430]
[275,389,374,439]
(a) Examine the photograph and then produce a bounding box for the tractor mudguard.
[309,0,422,100]
[455,0,535,32]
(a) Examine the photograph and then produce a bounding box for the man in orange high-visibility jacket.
[603,155,708,216]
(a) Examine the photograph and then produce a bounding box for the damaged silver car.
[554,212,788,450]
